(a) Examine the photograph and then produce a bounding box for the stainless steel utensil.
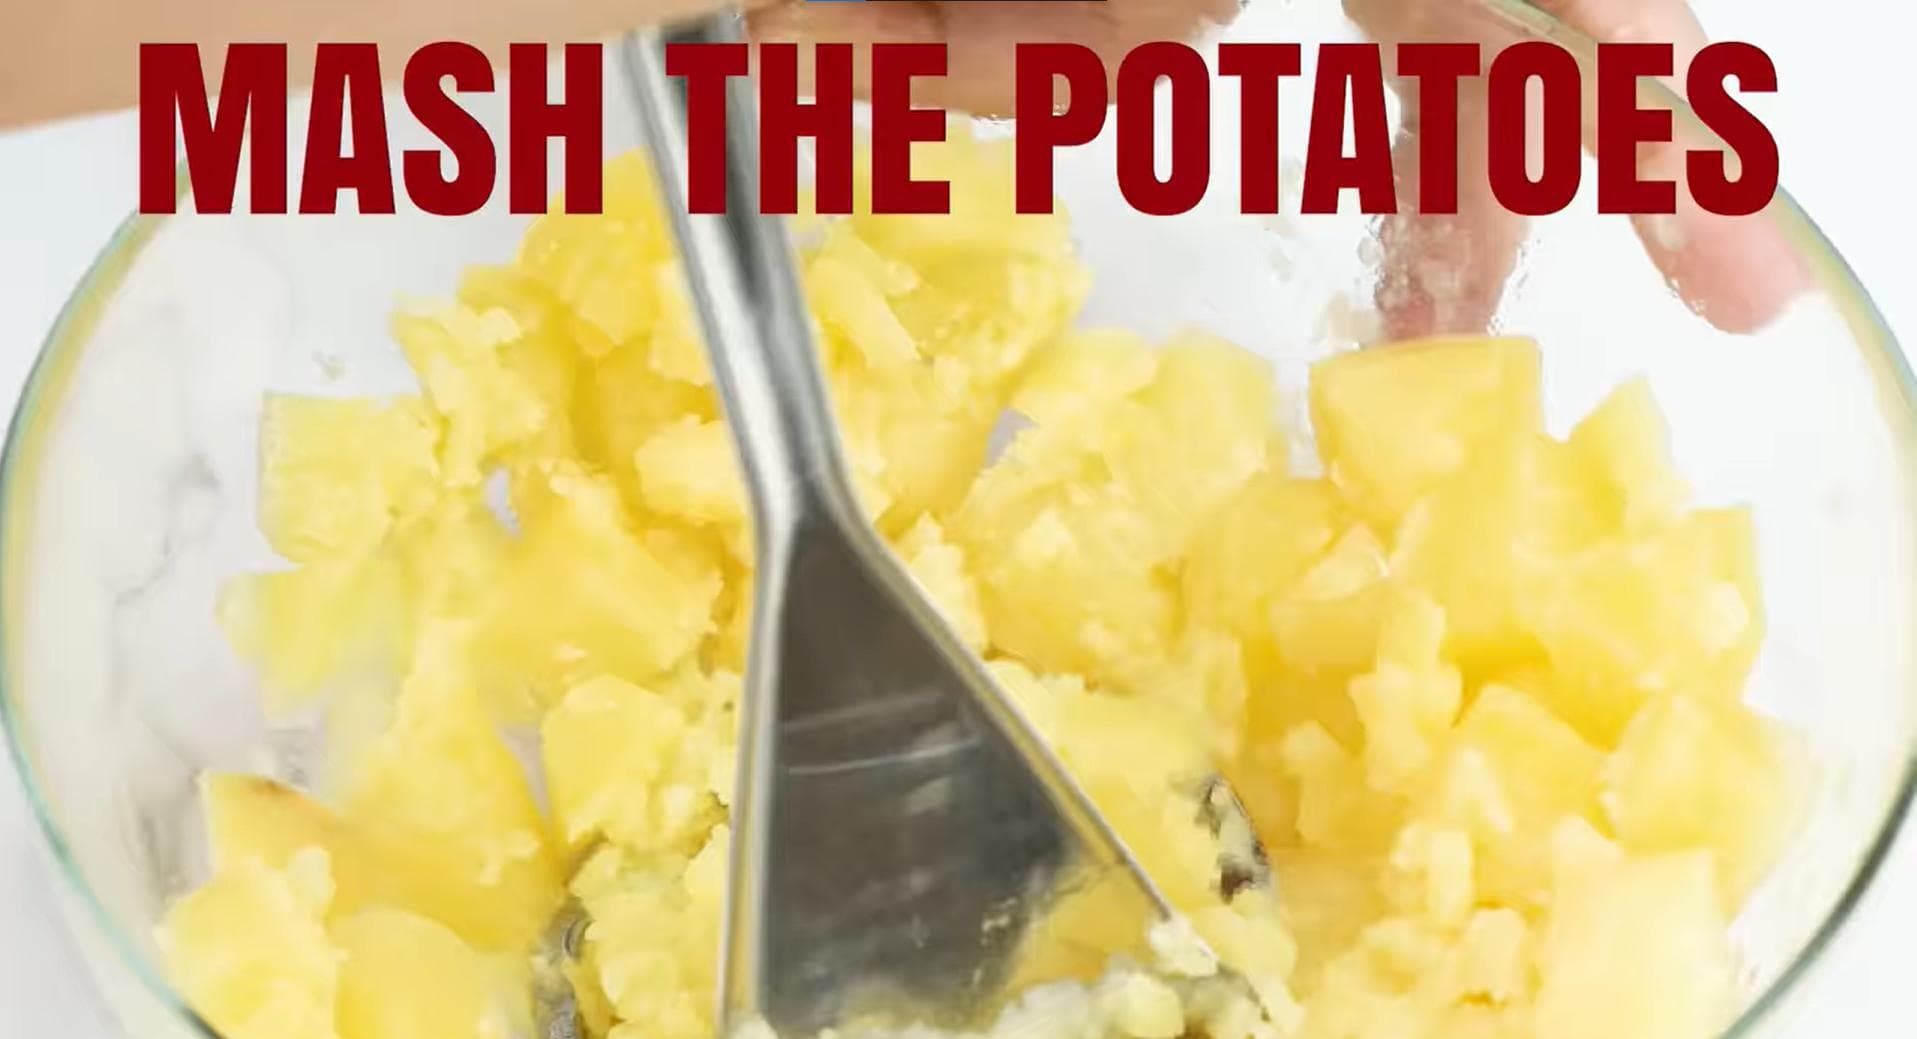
[614,16,1187,1038]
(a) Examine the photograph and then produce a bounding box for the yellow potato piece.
[1565,377,1689,534]
[175,138,1806,1039]
[894,515,991,652]
[1536,853,1736,1039]
[483,465,721,705]
[158,850,340,1039]
[202,773,558,956]
[1348,592,1463,793]
[388,491,511,622]
[956,335,1273,682]
[1009,329,1162,431]
[1103,336,1278,549]
[217,555,410,716]
[1268,524,1393,680]
[1310,336,1542,532]
[1425,684,1604,909]
[257,394,440,564]
[339,622,565,942]
[516,152,675,357]
[1522,508,1764,745]
[541,673,725,856]
[571,339,717,510]
[634,415,747,531]
[573,832,730,1039]
[1391,432,1612,667]
[1182,473,1344,685]
[1604,693,1806,907]
[335,909,529,1039]
[393,304,553,487]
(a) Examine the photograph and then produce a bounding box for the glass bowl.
[4,1,1913,1037]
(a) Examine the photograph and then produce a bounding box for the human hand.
[1,0,1235,127]
[746,0,1241,115]
[746,0,1803,336]
[5,0,1809,337]
[1343,0,1808,336]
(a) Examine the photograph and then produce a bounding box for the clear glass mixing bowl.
[4,1,1914,1037]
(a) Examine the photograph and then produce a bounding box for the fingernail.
[1633,145,1811,335]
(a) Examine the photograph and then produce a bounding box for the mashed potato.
[161,128,1801,1039]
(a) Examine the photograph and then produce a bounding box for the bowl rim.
[3,3,1915,1036]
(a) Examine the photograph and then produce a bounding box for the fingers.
[749,0,1805,335]
[1541,0,1807,333]
[1355,0,1806,337]
[1533,0,1707,64]
[748,0,1238,116]
[1628,148,1809,335]
[1350,0,1528,340]
[1376,91,1529,341]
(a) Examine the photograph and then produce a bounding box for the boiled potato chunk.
[1426,684,1604,908]
[1103,338,1279,549]
[1002,662,1219,912]
[515,152,675,357]
[454,263,569,349]
[1009,329,1162,430]
[335,909,528,1039]
[257,395,440,564]
[393,304,553,487]
[895,515,991,652]
[1182,473,1344,679]
[955,434,1177,679]
[200,625,564,951]
[809,247,920,370]
[1523,508,1763,745]
[176,135,1805,1039]
[484,465,721,704]
[1280,721,1406,856]
[1535,853,1735,1039]
[1604,693,1805,907]
[634,416,747,531]
[994,660,1296,1006]
[571,339,717,512]
[340,622,564,946]
[541,674,726,856]
[388,492,511,621]
[202,773,558,955]
[572,832,730,1039]
[1348,592,1462,793]
[1310,336,1542,532]
[1565,377,1688,534]
[1391,434,1608,666]
[957,335,1274,682]
[157,850,339,1039]
[1268,524,1393,681]
[826,352,1000,531]
[217,555,410,716]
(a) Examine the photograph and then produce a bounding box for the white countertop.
[0,1,1912,1035]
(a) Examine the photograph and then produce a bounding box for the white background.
[0,0,1911,1035]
